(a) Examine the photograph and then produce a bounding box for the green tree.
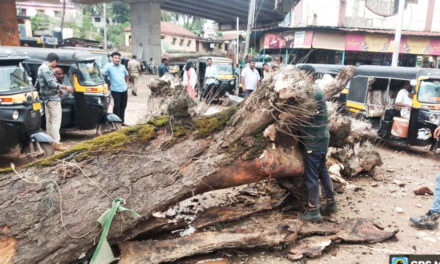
[109,2,130,24]
[30,13,53,32]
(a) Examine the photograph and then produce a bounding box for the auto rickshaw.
[0,48,54,160]
[191,57,236,101]
[8,47,122,134]
[61,46,110,71]
[346,65,440,155]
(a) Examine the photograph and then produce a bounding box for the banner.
[346,33,440,55]
[263,30,312,49]
[401,37,440,55]
[345,33,392,52]
[263,31,294,49]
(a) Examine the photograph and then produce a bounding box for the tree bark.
[0,66,358,264]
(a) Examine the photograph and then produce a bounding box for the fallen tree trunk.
[119,212,302,264]
[0,66,360,264]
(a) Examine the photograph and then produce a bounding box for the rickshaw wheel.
[23,142,54,162]
[96,122,122,135]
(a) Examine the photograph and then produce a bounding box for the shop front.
[258,28,440,68]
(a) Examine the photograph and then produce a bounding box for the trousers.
[111,90,128,123]
[303,151,335,208]
[45,100,62,144]
[431,173,440,213]
[130,74,139,93]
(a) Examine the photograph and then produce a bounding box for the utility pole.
[236,17,239,66]
[60,0,66,43]
[244,0,256,64]
[391,0,405,66]
[103,2,107,50]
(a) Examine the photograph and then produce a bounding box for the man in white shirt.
[204,58,218,88]
[241,60,261,97]
[395,82,413,119]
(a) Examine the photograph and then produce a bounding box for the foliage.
[30,13,53,31]
[110,2,130,24]
[108,22,130,48]
[161,11,177,23]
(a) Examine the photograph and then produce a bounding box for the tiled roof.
[124,21,198,39]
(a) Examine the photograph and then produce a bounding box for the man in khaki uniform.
[127,55,141,96]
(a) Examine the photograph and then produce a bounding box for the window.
[187,40,191,47]
[94,17,101,23]
[19,8,27,16]
[37,10,44,15]
[172,37,177,45]
[180,39,184,46]
[54,11,61,17]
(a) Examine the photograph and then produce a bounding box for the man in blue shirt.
[158,57,169,77]
[103,51,129,125]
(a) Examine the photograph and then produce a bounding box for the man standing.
[38,53,73,150]
[262,62,272,79]
[103,51,129,125]
[410,126,440,229]
[240,60,260,97]
[158,58,169,77]
[299,67,338,222]
[128,55,141,96]
[204,58,218,89]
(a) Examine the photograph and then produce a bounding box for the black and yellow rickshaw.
[61,46,110,71]
[9,47,121,134]
[192,56,237,101]
[0,48,54,160]
[347,65,440,155]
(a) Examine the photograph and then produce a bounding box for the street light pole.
[236,17,239,66]
[103,2,107,50]
[244,0,256,64]
[391,0,405,67]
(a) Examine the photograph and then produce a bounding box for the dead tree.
[0,66,374,264]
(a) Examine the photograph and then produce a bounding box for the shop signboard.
[345,33,391,52]
[346,33,440,55]
[263,31,294,49]
[263,30,312,49]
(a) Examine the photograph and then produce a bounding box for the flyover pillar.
[0,0,20,46]
[130,1,162,64]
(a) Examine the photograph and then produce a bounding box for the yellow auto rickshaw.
[0,48,54,160]
[191,57,237,101]
[9,47,121,134]
[347,65,440,155]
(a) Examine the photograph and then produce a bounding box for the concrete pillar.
[130,1,162,64]
[0,0,20,46]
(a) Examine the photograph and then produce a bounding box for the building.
[16,1,81,20]
[124,21,227,58]
[255,0,440,68]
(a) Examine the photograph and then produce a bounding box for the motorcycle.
[141,60,157,75]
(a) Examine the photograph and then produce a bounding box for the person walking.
[128,55,141,96]
[240,60,260,97]
[410,126,440,229]
[37,53,73,150]
[299,66,338,222]
[103,51,129,125]
[183,61,197,99]
[158,58,169,77]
